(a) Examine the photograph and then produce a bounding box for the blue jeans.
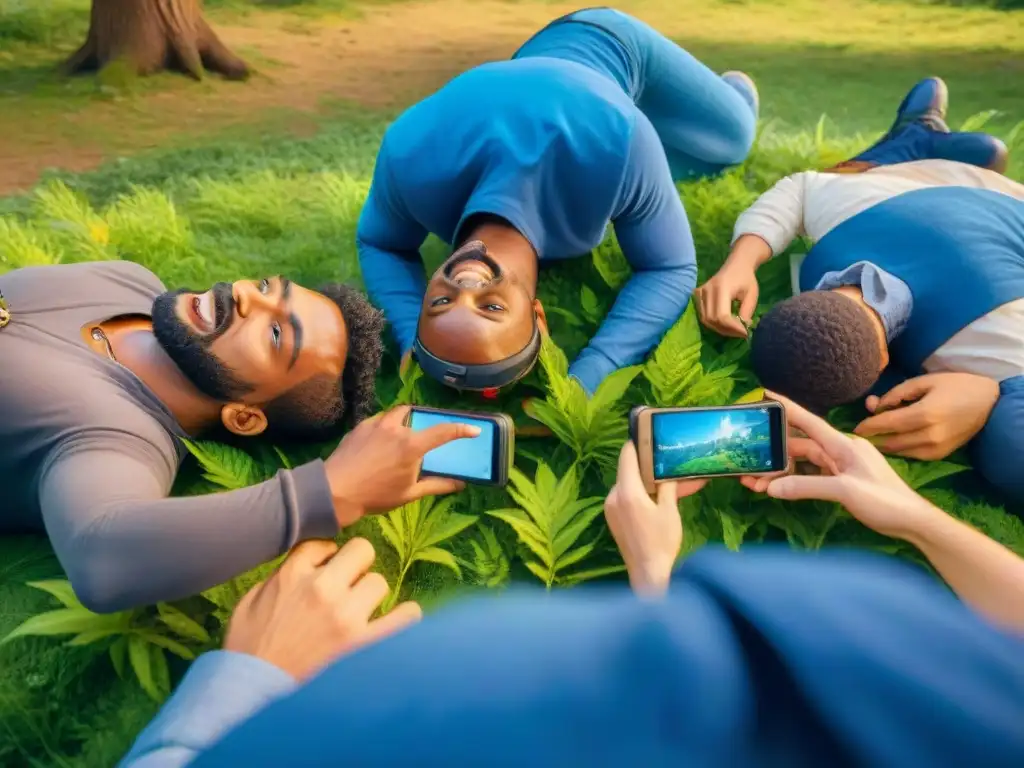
[514,8,758,181]
[852,123,1006,169]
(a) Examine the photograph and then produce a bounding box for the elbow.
[62,540,135,614]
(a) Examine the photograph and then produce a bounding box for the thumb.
[656,480,679,509]
[738,284,759,324]
[766,474,843,504]
[410,476,467,499]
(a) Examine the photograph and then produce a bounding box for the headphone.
[412,324,542,395]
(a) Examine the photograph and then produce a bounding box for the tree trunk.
[64,0,249,81]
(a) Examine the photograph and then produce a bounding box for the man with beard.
[357,7,759,396]
[0,260,477,612]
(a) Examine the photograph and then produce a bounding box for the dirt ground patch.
[0,0,585,194]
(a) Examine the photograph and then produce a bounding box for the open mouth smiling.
[190,292,216,334]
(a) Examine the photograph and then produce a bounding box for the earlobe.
[533,299,549,335]
[221,403,269,438]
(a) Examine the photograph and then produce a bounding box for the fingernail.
[467,426,481,437]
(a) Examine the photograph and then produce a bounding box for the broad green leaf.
[560,564,628,586]
[734,387,766,404]
[720,514,753,551]
[273,446,293,470]
[580,284,602,324]
[26,580,82,609]
[180,439,262,490]
[137,631,196,660]
[411,547,462,578]
[903,460,970,491]
[374,516,406,561]
[157,603,211,644]
[2,608,123,644]
[553,541,598,572]
[150,645,171,700]
[551,504,604,560]
[66,628,123,646]
[129,634,161,701]
[419,512,478,550]
[487,509,553,569]
[523,559,552,586]
[588,365,642,417]
[592,240,631,290]
[110,637,128,679]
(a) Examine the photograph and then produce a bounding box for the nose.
[234,281,281,319]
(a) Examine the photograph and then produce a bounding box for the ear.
[533,298,549,335]
[220,402,269,438]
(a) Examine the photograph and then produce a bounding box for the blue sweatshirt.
[800,185,1024,372]
[356,54,696,394]
[121,547,1024,767]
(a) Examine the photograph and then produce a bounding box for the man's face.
[417,244,539,364]
[152,277,348,404]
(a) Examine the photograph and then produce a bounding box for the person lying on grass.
[357,7,759,397]
[0,260,479,613]
[118,396,1024,768]
[696,76,1024,503]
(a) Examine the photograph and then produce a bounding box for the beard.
[151,283,250,402]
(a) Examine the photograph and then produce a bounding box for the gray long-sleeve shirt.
[0,261,337,612]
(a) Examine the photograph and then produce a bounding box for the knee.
[971,386,1024,504]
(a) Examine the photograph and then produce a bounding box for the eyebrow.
[277,278,302,370]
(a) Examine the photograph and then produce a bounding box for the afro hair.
[262,282,385,441]
[750,290,883,415]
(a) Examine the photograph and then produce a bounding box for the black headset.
[412,324,542,393]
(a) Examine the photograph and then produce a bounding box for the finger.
[411,421,482,454]
[656,480,679,509]
[616,440,647,492]
[766,474,843,503]
[281,539,340,576]
[361,600,423,648]
[674,478,709,498]
[319,537,377,589]
[788,437,838,474]
[864,395,880,414]
[740,475,773,494]
[717,314,749,339]
[764,390,850,455]
[347,571,391,616]
[409,476,467,498]
[738,285,759,324]
[854,402,931,437]
[873,429,935,456]
[708,288,748,338]
[876,377,931,411]
[379,405,412,430]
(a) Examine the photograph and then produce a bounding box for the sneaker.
[890,76,949,134]
[722,70,759,118]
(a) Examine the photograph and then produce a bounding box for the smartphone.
[634,402,788,493]
[404,406,515,488]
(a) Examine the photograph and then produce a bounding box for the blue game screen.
[652,406,780,479]
[409,410,497,481]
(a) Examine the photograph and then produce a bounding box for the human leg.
[828,77,1008,173]
[971,375,1024,507]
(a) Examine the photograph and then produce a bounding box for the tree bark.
[63,0,249,81]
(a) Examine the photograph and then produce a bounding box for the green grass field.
[1,0,1024,765]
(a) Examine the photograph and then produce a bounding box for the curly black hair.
[750,290,883,415]
[262,282,385,441]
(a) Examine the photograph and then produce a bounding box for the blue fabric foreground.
[126,546,1024,767]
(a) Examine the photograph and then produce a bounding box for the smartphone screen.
[407,409,498,482]
[651,404,786,480]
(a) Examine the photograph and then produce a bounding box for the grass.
[1,0,1024,765]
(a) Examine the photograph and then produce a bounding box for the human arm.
[746,392,1024,634]
[570,115,697,394]
[42,408,479,613]
[151,548,1023,767]
[696,174,807,337]
[356,144,431,355]
[120,539,422,768]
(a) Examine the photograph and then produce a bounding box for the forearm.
[721,233,774,273]
[902,501,1024,633]
[570,265,696,393]
[731,174,806,257]
[44,460,337,613]
[356,237,426,354]
[120,651,296,768]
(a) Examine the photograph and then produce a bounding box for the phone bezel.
[636,401,788,493]
[404,406,513,488]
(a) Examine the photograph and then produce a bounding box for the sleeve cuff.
[120,651,297,766]
[289,460,338,541]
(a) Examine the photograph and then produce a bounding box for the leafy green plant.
[523,336,641,470]
[644,302,736,406]
[456,526,511,589]
[886,458,970,491]
[180,438,268,490]
[375,496,478,611]
[487,461,624,589]
[2,582,210,702]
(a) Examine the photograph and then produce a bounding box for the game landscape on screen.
[653,408,774,478]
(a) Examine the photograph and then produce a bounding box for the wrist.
[626,557,674,598]
[727,234,773,271]
[326,476,364,527]
[888,495,949,546]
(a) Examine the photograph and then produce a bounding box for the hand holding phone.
[633,402,788,494]
[405,407,515,488]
